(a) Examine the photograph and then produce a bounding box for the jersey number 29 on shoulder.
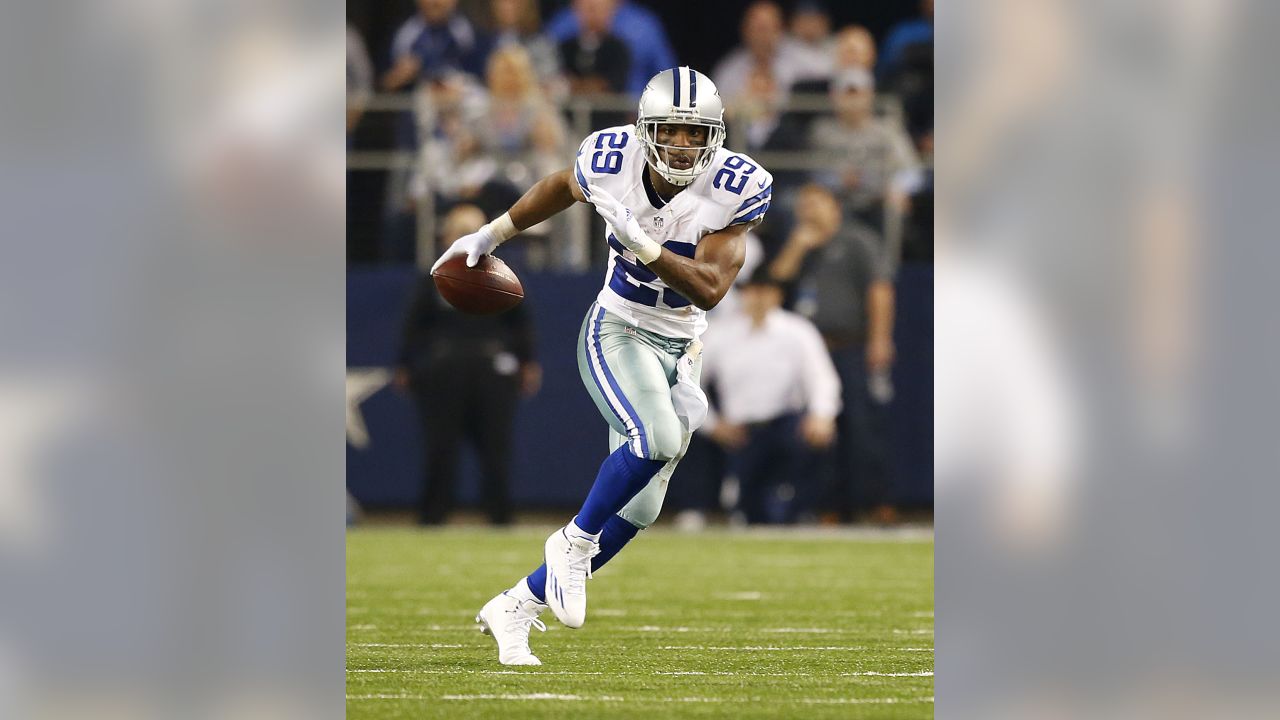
[590,131,629,174]
[712,155,758,195]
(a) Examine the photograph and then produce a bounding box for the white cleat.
[476,591,547,666]
[543,526,601,628]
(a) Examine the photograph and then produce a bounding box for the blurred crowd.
[349,0,934,525]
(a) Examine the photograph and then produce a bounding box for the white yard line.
[348,669,605,675]
[348,693,935,704]
[714,591,764,600]
[656,645,934,652]
[348,669,931,677]
[348,642,464,648]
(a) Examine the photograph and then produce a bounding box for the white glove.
[430,225,499,272]
[670,340,708,432]
[587,185,662,264]
[429,213,518,272]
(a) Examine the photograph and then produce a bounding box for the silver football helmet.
[636,66,725,186]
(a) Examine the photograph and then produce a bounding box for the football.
[431,254,524,315]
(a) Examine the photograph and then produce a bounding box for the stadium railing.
[347,92,907,270]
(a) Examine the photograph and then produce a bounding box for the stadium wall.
[347,263,933,511]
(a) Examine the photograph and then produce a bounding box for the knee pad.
[618,480,665,529]
[618,431,692,528]
[644,412,685,462]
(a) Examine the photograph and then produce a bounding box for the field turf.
[347,526,934,719]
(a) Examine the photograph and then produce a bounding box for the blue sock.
[525,514,641,603]
[576,445,665,534]
[526,564,548,603]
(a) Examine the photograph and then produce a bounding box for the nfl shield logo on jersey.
[652,216,664,231]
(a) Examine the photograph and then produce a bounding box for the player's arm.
[431,167,585,271]
[645,225,748,311]
[509,168,587,229]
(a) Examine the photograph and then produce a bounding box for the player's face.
[654,123,709,172]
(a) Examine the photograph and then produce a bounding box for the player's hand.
[430,224,500,272]
[800,414,836,449]
[865,336,896,372]
[519,362,542,398]
[709,421,747,450]
[587,185,661,263]
[789,225,830,251]
[392,367,411,393]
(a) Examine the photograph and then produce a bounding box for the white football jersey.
[573,124,774,339]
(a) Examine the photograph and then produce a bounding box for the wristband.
[630,232,662,264]
[486,212,519,244]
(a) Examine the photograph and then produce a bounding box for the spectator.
[347,25,374,134]
[790,24,876,95]
[394,205,541,525]
[558,0,631,95]
[381,0,489,92]
[404,72,504,255]
[699,268,842,525]
[789,1,834,59]
[767,184,897,523]
[837,24,878,72]
[808,67,923,238]
[478,45,567,164]
[487,0,565,96]
[379,0,491,260]
[544,0,677,94]
[474,44,570,257]
[879,0,933,84]
[725,62,809,155]
[711,1,830,100]
[878,0,934,142]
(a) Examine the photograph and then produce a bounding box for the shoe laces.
[505,600,547,637]
[564,538,601,592]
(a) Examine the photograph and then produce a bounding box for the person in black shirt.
[558,0,631,95]
[394,205,541,525]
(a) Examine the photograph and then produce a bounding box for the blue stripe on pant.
[577,303,686,462]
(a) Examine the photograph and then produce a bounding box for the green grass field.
[347,527,934,719]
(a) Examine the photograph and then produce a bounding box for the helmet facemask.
[637,118,725,187]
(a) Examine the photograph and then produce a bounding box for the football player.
[433,66,773,665]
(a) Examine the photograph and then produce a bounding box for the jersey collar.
[641,164,671,210]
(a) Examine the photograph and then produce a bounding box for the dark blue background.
[346,264,932,509]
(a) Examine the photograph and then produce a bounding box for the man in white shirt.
[711,1,832,101]
[699,269,842,523]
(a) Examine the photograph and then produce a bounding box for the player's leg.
[471,363,519,525]
[522,426,692,605]
[416,360,466,524]
[573,305,687,532]
[541,304,690,627]
[729,422,774,524]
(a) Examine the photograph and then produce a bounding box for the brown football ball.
[431,254,524,315]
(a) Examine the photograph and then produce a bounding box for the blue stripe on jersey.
[731,200,771,225]
[609,262,660,305]
[663,240,696,259]
[606,233,632,259]
[574,162,592,198]
[736,186,772,214]
[671,67,680,107]
[663,288,693,308]
[689,69,697,107]
[607,233,697,308]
